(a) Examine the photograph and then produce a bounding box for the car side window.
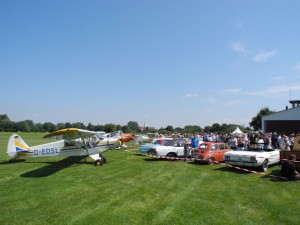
[219,144,225,150]
[211,145,218,151]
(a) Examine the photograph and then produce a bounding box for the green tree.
[94,125,105,131]
[64,122,72,128]
[174,127,183,133]
[184,125,202,133]
[166,125,174,132]
[71,122,86,129]
[43,122,57,132]
[104,123,117,133]
[57,123,66,130]
[16,121,31,132]
[35,123,43,132]
[0,114,11,131]
[121,125,131,133]
[249,107,275,130]
[87,123,95,131]
[127,121,140,132]
[211,123,221,133]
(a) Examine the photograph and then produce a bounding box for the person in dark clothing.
[271,132,279,149]
[280,154,300,180]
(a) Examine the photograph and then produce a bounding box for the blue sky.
[1,0,300,129]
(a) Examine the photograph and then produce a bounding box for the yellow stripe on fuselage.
[15,141,30,151]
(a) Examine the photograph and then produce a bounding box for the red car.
[193,142,231,165]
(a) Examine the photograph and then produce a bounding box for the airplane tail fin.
[7,134,30,159]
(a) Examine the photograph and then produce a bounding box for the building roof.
[262,106,300,121]
[289,99,300,104]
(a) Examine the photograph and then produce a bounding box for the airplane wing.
[43,128,96,140]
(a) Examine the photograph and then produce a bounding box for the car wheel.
[208,157,215,165]
[166,152,177,158]
[260,160,268,172]
[94,159,103,166]
[148,149,157,156]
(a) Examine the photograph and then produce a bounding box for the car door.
[268,149,280,164]
[210,144,220,161]
[175,140,185,156]
[217,143,228,162]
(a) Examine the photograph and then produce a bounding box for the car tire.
[148,149,157,156]
[260,160,268,172]
[166,152,177,158]
[208,157,215,165]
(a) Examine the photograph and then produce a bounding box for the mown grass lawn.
[0,132,299,225]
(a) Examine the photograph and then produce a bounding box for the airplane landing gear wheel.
[94,159,103,166]
[99,154,107,163]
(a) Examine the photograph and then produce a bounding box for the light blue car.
[139,138,173,154]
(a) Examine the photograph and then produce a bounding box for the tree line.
[0,114,249,134]
[0,108,272,134]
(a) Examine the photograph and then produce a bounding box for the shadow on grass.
[260,168,289,182]
[143,158,183,162]
[214,164,289,182]
[0,159,26,164]
[20,156,89,178]
[214,165,252,175]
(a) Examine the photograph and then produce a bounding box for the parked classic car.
[148,138,188,157]
[139,138,173,154]
[193,142,231,164]
[224,143,280,172]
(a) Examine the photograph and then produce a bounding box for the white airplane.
[7,128,121,166]
[135,134,150,144]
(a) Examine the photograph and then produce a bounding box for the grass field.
[0,132,299,225]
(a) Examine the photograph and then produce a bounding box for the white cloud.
[252,50,278,63]
[182,93,197,98]
[247,84,300,97]
[224,88,241,94]
[231,42,247,53]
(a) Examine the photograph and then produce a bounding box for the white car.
[148,138,188,157]
[224,143,280,172]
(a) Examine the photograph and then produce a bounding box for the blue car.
[139,138,173,154]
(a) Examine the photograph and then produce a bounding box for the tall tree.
[0,114,11,131]
[127,121,140,132]
[249,107,275,130]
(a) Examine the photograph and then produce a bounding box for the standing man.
[184,135,191,158]
[190,133,199,157]
[271,132,279,149]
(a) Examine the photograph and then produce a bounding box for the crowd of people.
[168,131,298,151]
[228,131,297,151]
[159,131,300,181]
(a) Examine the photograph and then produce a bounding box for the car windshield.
[245,143,274,152]
[199,144,208,150]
